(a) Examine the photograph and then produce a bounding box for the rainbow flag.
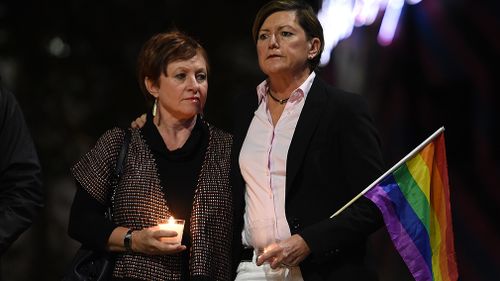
[364,128,458,281]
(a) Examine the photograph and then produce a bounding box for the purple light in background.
[377,0,405,46]
[318,0,423,65]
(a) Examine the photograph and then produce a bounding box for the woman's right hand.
[131,226,186,255]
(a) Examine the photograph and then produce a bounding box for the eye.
[196,72,207,82]
[174,73,186,80]
[281,31,293,37]
[258,33,269,40]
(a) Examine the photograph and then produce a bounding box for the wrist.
[124,229,134,252]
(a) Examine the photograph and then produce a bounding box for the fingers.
[130,113,147,129]
[153,229,178,238]
[256,235,311,269]
[256,243,280,266]
[132,227,186,255]
[155,242,186,254]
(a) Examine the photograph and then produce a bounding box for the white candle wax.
[158,218,185,244]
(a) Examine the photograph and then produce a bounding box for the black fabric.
[0,83,43,257]
[141,112,207,244]
[231,77,384,281]
[69,186,118,250]
[240,247,254,262]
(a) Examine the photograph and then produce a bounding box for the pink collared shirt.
[239,72,316,249]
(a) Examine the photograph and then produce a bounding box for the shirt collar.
[256,71,316,104]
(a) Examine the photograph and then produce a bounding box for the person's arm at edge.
[0,84,43,255]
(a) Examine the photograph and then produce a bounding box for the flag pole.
[330,126,445,218]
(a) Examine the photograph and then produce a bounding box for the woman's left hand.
[256,234,311,269]
[132,226,187,255]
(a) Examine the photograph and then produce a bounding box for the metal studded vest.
[71,123,233,281]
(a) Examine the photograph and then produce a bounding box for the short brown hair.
[252,0,324,71]
[137,30,209,102]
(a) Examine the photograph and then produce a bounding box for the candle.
[158,217,185,244]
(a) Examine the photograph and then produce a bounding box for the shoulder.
[207,123,233,142]
[312,77,369,111]
[95,127,127,147]
[80,127,134,164]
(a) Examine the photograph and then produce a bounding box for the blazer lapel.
[286,78,328,195]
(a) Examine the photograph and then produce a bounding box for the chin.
[262,64,286,75]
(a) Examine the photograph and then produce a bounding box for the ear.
[307,37,321,59]
[144,77,159,98]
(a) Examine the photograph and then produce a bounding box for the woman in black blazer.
[231,1,385,280]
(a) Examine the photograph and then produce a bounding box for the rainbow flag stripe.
[365,132,458,281]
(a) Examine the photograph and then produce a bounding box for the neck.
[267,69,311,98]
[155,114,197,150]
[268,88,289,104]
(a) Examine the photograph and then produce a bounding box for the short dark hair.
[252,0,324,71]
[137,30,209,103]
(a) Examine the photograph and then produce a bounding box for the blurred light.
[48,36,71,58]
[377,0,404,46]
[353,0,384,26]
[318,0,423,66]
[317,0,356,66]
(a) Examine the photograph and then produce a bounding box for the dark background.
[1,0,498,280]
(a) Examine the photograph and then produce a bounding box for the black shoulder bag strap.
[107,128,132,220]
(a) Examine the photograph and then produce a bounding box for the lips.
[184,97,200,102]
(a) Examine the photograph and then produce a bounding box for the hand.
[131,113,147,129]
[132,225,186,255]
[256,234,311,269]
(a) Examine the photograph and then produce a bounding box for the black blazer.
[231,77,385,281]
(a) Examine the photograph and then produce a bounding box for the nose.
[269,34,279,48]
[187,75,200,94]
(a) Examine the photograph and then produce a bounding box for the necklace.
[267,88,289,104]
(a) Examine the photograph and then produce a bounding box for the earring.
[152,98,158,117]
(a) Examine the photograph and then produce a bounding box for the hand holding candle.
[158,217,185,245]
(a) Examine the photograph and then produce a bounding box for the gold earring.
[152,98,158,117]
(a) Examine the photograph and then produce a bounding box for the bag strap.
[115,129,131,180]
[107,129,132,220]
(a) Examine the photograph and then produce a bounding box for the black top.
[0,83,43,257]
[142,112,207,243]
[69,112,207,281]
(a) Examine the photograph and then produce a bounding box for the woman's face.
[256,10,314,77]
[149,51,208,121]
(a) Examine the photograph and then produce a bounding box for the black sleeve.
[300,93,384,259]
[67,183,117,250]
[0,84,44,255]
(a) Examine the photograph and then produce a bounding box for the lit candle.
[158,217,185,244]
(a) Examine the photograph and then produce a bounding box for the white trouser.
[234,251,304,281]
